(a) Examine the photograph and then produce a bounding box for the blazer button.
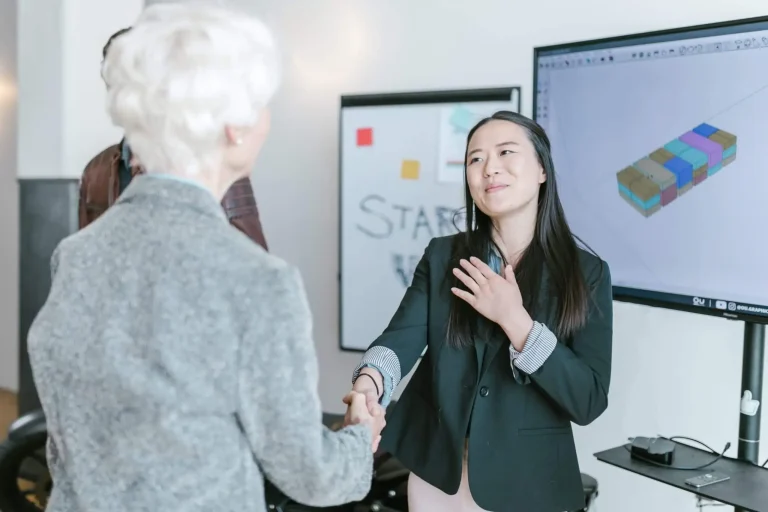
[479,386,489,397]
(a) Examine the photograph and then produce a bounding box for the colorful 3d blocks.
[616,123,737,217]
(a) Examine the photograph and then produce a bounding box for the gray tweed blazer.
[27,175,372,512]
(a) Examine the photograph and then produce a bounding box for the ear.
[224,126,243,147]
[538,165,547,184]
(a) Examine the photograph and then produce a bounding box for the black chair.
[0,410,49,512]
[263,451,407,512]
[263,413,407,512]
[578,472,599,511]
[0,410,409,512]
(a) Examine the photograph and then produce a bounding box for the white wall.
[17,0,142,181]
[16,0,64,182]
[0,0,18,391]
[61,0,142,180]
[216,1,766,511]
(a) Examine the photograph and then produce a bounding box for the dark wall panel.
[18,178,79,415]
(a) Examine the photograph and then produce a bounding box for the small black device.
[684,471,730,488]
[630,436,676,465]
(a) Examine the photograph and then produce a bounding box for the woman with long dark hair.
[343,111,613,511]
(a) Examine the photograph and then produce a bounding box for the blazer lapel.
[478,329,504,377]
[473,334,485,377]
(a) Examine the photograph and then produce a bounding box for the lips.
[485,184,508,193]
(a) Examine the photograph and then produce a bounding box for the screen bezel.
[532,16,768,325]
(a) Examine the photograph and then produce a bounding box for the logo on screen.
[728,302,737,311]
[692,297,705,306]
[715,300,727,310]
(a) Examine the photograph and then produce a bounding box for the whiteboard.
[339,88,521,351]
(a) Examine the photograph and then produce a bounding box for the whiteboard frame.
[338,87,522,352]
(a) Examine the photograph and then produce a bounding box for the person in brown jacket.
[78,26,269,248]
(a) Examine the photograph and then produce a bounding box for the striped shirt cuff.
[510,321,557,375]
[352,346,401,407]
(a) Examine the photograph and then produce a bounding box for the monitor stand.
[736,321,765,512]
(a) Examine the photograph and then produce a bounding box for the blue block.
[663,156,693,187]
[664,139,691,156]
[723,144,737,159]
[708,162,723,176]
[693,123,719,138]
[632,193,660,210]
[679,147,708,169]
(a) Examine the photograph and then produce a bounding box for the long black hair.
[446,110,591,347]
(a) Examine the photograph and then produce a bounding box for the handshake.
[341,387,387,452]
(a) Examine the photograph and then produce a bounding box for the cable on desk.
[624,435,731,471]
[696,496,729,509]
[762,457,767,468]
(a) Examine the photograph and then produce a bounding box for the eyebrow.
[468,141,519,156]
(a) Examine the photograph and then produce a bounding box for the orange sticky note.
[401,160,420,180]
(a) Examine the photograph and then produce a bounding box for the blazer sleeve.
[525,261,613,426]
[77,169,93,230]
[236,264,373,507]
[353,239,434,399]
[77,144,121,229]
[221,177,269,250]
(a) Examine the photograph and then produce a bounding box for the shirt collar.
[121,138,132,170]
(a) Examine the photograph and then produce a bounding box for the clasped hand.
[341,391,386,452]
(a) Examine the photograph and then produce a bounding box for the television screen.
[534,17,768,323]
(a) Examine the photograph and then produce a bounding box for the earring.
[235,138,243,145]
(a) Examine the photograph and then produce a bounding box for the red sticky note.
[357,127,373,146]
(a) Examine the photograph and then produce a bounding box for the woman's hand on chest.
[451,256,534,351]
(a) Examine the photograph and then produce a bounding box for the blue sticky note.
[450,106,476,132]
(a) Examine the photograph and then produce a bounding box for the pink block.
[679,131,723,167]
[661,184,677,206]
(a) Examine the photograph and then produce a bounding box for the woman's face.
[465,119,546,219]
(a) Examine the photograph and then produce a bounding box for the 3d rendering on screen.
[616,123,737,217]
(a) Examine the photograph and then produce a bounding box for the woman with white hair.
[26,3,384,512]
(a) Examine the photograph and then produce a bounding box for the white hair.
[102,1,280,177]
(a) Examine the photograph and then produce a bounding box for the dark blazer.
[373,234,613,512]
